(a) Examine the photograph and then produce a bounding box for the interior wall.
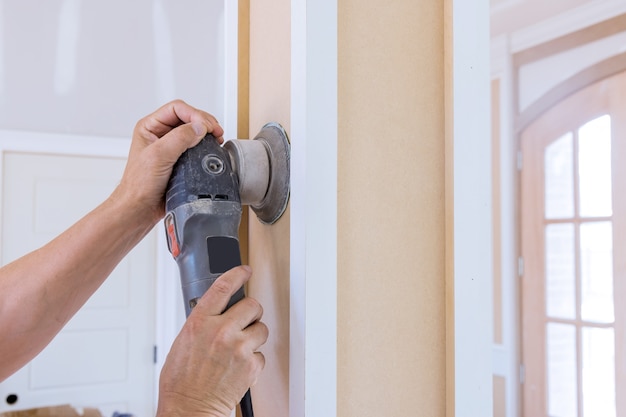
[247,1,290,416]
[0,0,229,138]
[248,0,447,415]
[337,1,446,416]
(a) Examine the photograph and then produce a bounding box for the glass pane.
[582,327,615,417]
[546,224,576,319]
[580,222,614,323]
[578,115,612,217]
[545,133,574,219]
[547,323,578,417]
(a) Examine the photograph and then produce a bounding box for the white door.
[0,142,157,416]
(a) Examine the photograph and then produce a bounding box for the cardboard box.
[0,405,102,417]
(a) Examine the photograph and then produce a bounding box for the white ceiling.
[491,0,594,37]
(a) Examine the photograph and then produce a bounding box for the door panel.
[0,151,156,417]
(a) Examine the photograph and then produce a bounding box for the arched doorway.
[520,70,626,417]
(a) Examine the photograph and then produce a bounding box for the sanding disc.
[250,122,290,224]
[225,122,290,225]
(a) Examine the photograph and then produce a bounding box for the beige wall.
[337,1,446,416]
[247,0,447,416]
[246,1,291,416]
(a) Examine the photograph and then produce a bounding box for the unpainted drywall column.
[247,0,291,416]
[247,0,446,415]
[337,1,447,416]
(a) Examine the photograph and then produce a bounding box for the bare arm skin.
[0,99,221,379]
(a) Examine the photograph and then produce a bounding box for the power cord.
[240,389,254,417]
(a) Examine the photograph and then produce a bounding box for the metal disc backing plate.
[251,122,290,224]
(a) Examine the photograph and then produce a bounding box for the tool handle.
[164,134,254,417]
[173,222,251,417]
[177,232,245,316]
[183,265,252,417]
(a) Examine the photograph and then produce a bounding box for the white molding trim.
[290,1,338,416]
[487,46,521,416]
[510,0,626,53]
[449,0,494,416]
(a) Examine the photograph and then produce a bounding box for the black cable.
[240,389,254,417]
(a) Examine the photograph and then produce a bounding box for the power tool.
[163,123,290,417]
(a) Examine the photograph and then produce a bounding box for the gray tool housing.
[164,122,290,317]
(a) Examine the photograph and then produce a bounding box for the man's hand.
[111,99,225,224]
[156,266,268,417]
